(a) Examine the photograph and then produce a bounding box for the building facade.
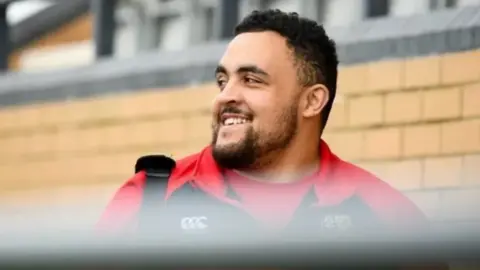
[114,0,480,54]
[8,0,480,72]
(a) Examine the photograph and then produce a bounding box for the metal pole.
[219,0,239,39]
[91,0,117,58]
[0,2,9,71]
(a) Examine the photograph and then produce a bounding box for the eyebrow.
[215,64,269,77]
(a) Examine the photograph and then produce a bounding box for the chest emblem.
[321,215,353,231]
[180,216,209,231]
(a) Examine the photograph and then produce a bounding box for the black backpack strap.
[135,155,176,234]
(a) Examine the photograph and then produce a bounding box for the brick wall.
[0,50,479,225]
[324,49,480,225]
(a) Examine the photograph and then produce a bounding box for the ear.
[301,84,329,118]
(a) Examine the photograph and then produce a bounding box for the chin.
[212,144,252,169]
[214,140,241,152]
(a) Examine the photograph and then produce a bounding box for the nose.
[214,81,243,106]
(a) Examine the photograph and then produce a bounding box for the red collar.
[186,140,357,207]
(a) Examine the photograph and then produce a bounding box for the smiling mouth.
[220,113,252,126]
[223,117,251,126]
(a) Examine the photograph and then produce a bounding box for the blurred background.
[0,0,479,237]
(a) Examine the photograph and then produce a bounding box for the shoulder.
[171,151,202,178]
[123,151,201,186]
[96,150,204,231]
[333,158,428,228]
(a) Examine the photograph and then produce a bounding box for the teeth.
[223,117,248,126]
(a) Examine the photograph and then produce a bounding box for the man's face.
[211,31,302,169]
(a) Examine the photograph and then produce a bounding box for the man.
[97,9,432,265]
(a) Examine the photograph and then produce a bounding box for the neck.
[236,133,321,183]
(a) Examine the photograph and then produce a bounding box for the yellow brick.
[86,154,133,180]
[53,129,80,153]
[117,89,186,119]
[439,189,480,221]
[53,158,87,186]
[327,96,348,129]
[10,160,60,190]
[77,156,108,181]
[441,119,480,154]
[184,114,212,142]
[117,150,153,171]
[337,64,368,94]
[355,161,389,179]
[0,136,28,160]
[441,50,480,85]
[463,154,480,187]
[7,106,41,130]
[60,157,96,185]
[348,95,383,127]
[404,55,441,89]
[172,144,205,159]
[404,190,441,219]
[384,159,423,191]
[0,164,22,190]
[0,107,13,130]
[321,132,335,144]
[76,128,103,153]
[463,83,480,117]
[98,124,132,149]
[35,102,72,127]
[422,87,461,121]
[367,59,404,92]
[423,157,463,188]
[63,99,96,124]
[364,127,402,160]
[130,118,186,145]
[384,91,422,124]
[28,132,58,155]
[115,90,168,119]
[0,107,21,131]
[403,124,441,157]
[81,96,125,122]
[167,84,218,113]
[77,92,151,123]
[324,131,364,161]
[159,117,187,144]
[137,145,166,156]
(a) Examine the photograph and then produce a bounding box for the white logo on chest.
[180,216,208,231]
[321,215,353,230]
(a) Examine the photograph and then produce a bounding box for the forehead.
[219,31,295,74]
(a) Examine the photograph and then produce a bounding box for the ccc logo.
[180,216,208,230]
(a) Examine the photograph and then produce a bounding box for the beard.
[211,103,298,170]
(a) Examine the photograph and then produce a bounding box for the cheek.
[249,97,280,125]
[252,109,279,133]
[256,103,296,130]
[211,98,221,117]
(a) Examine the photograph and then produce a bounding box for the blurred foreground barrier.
[0,228,479,269]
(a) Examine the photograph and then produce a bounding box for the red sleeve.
[95,172,146,234]
[358,174,429,230]
[358,182,449,270]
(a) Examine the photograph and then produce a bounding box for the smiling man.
[98,9,428,243]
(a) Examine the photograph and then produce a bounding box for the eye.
[216,77,227,89]
[244,76,262,85]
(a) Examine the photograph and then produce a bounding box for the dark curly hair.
[234,9,338,133]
